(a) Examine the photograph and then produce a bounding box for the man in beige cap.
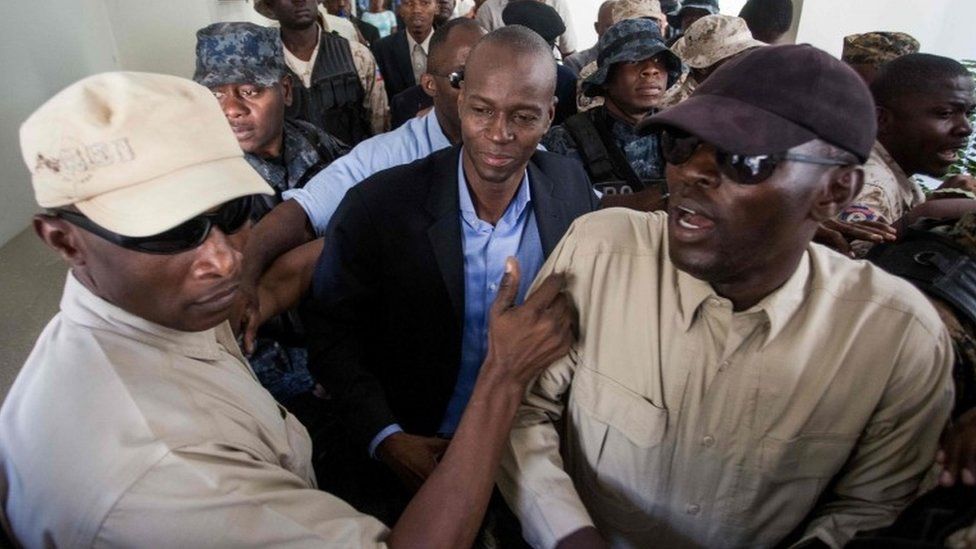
[660,14,764,108]
[0,71,575,547]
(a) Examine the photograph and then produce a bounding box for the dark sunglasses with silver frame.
[661,129,853,185]
[429,69,465,89]
[52,195,253,255]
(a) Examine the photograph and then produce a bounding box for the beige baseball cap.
[20,72,272,238]
[671,14,765,69]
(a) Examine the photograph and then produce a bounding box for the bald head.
[465,25,558,98]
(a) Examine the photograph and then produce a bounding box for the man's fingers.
[524,272,567,311]
[490,257,521,316]
[819,227,851,256]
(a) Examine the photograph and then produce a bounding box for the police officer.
[544,17,681,211]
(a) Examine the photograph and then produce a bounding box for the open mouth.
[938,147,965,163]
[674,205,715,231]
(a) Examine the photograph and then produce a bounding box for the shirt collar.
[59,272,228,361]
[426,108,452,150]
[676,246,811,346]
[406,29,433,54]
[457,147,531,227]
[873,140,914,192]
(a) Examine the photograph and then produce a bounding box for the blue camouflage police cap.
[670,0,720,17]
[582,18,683,98]
[193,22,287,89]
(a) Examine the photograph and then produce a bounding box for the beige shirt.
[841,140,927,225]
[0,274,388,547]
[406,30,432,85]
[499,210,954,549]
[284,24,390,135]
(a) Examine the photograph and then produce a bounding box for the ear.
[420,73,437,98]
[33,214,89,267]
[280,75,294,107]
[810,165,865,222]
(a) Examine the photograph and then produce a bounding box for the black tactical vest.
[286,31,372,146]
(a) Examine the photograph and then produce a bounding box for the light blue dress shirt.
[368,150,545,456]
[284,109,451,236]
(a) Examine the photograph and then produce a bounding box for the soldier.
[256,0,389,145]
[193,22,348,407]
[659,14,764,109]
[544,18,681,211]
[838,53,976,255]
[576,0,669,114]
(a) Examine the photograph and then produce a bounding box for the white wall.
[0,0,120,247]
[796,0,976,60]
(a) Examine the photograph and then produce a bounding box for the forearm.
[243,200,316,287]
[388,358,522,549]
[255,239,325,322]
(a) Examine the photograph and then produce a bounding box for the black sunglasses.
[54,195,253,254]
[661,130,852,185]
[429,69,464,89]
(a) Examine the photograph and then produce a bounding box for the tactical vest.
[286,32,372,146]
[562,107,666,197]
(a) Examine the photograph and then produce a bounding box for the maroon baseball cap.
[639,44,877,162]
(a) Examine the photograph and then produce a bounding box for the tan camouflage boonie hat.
[842,32,920,67]
[671,14,765,69]
[613,0,666,25]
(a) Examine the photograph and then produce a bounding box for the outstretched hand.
[483,257,576,388]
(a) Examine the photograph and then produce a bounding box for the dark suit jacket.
[390,84,434,130]
[371,30,415,103]
[304,145,598,453]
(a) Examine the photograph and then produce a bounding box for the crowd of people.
[2,0,976,547]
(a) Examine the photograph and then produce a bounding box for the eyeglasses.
[661,130,852,185]
[54,195,253,254]
[429,69,464,89]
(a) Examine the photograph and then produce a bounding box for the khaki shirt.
[0,274,388,547]
[840,140,926,225]
[499,210,954,549]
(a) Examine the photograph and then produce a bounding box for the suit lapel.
[426,147,465,326]
[396,31,416,87]
[528,155,570,256]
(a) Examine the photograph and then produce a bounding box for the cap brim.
[75,156,274,237]
[638,93,818,155]
[582,43,680,97]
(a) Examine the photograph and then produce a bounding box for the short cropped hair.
[871,53,972,108]
[739,0,794,43]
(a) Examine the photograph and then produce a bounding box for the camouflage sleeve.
[541,125,577,157]
[349,41,389,134]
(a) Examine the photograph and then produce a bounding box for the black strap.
[289,121,344,189]
[562,109,645,192]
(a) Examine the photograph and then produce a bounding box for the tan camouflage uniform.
[841,140,927,226]
[661,15,764,109]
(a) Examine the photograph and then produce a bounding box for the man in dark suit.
[371,0,438,103]
[303,25,598,524]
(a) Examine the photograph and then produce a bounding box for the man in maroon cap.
[498,45,954,549]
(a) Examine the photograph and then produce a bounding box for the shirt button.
[718,360,730,372]
[488,283,498,291]
[702,435,715,448]
[686,503,701,515]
